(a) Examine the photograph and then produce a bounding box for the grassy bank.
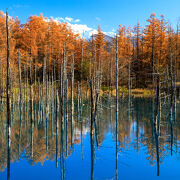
[101,86,154,98]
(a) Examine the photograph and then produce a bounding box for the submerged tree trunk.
[6,9,11,180]
[71,54,74,147]
[115,35,119,180]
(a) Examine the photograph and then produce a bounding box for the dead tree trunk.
[71,54,74,147]
[115,35,119,180]
[6,9,11,180]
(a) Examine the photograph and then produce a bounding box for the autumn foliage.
[0,11,179,89]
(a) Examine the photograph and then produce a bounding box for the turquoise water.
[0,97,179,180]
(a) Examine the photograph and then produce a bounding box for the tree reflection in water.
[0,97,179,179]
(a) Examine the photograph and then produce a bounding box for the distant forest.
[0,11,179,89]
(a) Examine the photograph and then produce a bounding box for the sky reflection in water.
[0,97,180,180]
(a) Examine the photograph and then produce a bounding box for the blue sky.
[1,0,180,36]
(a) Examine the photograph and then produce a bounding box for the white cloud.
[65,17,73,22]
[54,16,81,23]
[96,17,101,21]
[68,23,91,34]
[74,19,80,23]
[67,23,98,38]
[50,16,97,37]
[57,17,65,22]
[49,16,115,38]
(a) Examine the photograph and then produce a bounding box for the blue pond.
[0,97,180,180]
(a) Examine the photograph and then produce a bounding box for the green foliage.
[81,59,90,79]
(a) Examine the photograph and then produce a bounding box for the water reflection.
[0,97,179,179]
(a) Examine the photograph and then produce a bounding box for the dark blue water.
[0,97,179,180]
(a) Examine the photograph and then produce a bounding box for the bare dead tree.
[6,8,11,180]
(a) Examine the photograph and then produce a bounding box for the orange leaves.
[143,13,168,69]
[0,10,178,88]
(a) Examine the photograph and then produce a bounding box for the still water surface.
[0,97,180,180]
